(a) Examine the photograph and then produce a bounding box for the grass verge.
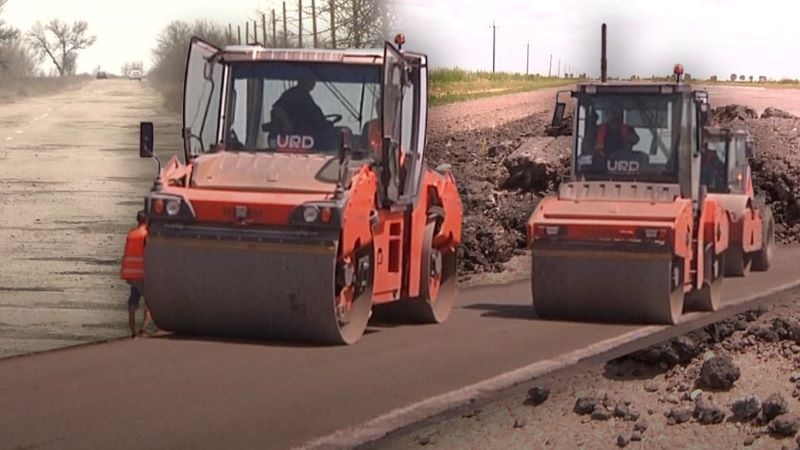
[429,68,576,106]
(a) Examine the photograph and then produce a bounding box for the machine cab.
[548,65,710,201]
[164,35,430,207]
[701,127,755,195]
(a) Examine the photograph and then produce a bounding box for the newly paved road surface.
[2,82,800,450]
[2,246,800,450]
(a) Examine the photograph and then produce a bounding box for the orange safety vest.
[120,224,147,282]
[595,123,633,155]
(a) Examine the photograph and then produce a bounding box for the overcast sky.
[4,0,800,79]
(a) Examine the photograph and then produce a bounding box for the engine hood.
[539,196,691,223]
[190,152,339,194]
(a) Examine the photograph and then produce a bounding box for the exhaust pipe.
[601,23,607,83]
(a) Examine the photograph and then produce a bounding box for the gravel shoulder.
[363,289,800,450]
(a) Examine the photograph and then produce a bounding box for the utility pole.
[526,41,530,75]
[312,0,318,48]
[283,1,288,47]
[262,14,267,46]
[272,9,277,47]
[558,58,561,77]
[246,22,250,43]
[330,0,336,48]
[490,20,497,73]
[548,54,552,77]
[237,25,242,44]
[228,23,234,42]
[298,0,303,47]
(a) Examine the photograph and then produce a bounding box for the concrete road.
[0,80,179,357]
[1,245,799,450]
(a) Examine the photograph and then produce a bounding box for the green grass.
[700,79,800,89]
[428,68,577,106]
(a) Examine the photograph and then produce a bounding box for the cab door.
[380,42,405,207]
[183,37,224,160]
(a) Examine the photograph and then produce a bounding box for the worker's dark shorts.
[128,282,143,309]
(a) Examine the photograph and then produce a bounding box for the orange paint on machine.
[123,34,462,345]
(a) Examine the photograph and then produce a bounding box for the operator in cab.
[271,75,336,151]
[700,142,727,192]
[595,107,640,156]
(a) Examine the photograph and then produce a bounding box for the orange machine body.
[145,149,462,312]
[120,223,147,282]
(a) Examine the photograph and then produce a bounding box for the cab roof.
[574,81,694,95]
[219,46,386,65]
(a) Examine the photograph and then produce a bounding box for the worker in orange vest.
[594,107,639,156]
[121,210,152,338]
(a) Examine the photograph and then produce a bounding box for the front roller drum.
[532,249,685,325]
[144,236,374,345]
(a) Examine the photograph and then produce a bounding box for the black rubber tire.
[752,211,774,272]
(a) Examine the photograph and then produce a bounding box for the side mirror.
[699,103,709,126]
[551,102,566,128]
[140,122,154,158]
[745,139,755,160]
[545,102,567,136]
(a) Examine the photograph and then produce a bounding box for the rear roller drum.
[724,245,750,277]
[752,212,775,272]
[372,221,457,324]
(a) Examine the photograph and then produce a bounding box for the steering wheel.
[325,114,343,125]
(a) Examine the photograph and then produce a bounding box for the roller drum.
[532,247,684,325]
[144,231,372,345]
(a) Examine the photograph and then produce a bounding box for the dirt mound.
[712,105,800,243]
[761,107,797,119]
[427,113,566,274]
[712,104,758,122]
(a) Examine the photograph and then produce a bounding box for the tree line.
[148,0,395,112]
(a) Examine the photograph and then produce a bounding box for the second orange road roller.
[130,34,462,345]
[527,24,733,324]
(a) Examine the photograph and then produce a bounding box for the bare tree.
[255,0,395,49]
[27,19,96,76]
[149,20,236,111]
[730,73,737,82]
[0,0,17,43]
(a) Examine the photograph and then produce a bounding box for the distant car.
[96,71,108,79]
[127,69,143,81]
